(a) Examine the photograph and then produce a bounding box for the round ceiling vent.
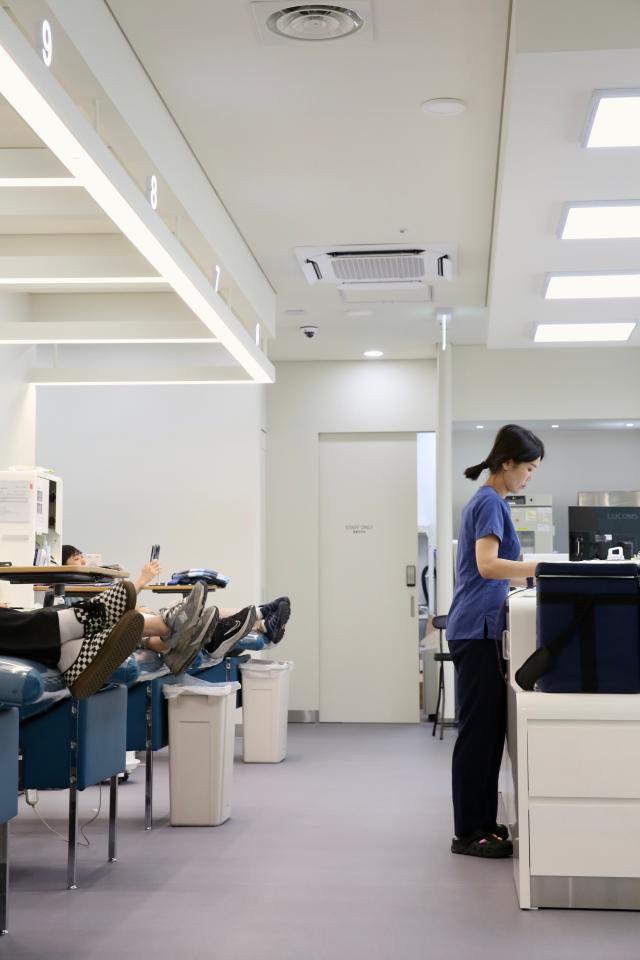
[266,5,364,41]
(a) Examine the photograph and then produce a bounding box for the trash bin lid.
[163,680,240,698]
[239,659,293,676]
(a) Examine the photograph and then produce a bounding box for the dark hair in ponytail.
[464,423,544,481]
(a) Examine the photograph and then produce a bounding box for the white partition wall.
[36,383,266,609]
[266,360,438,715]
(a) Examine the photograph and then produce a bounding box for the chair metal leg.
[66,781,78,890]
[432,666,442,737]
[108,775,118,862]
[0,822,8,935]
[144,683,153,830]
[439,668,446,740]
[67,701,79,890]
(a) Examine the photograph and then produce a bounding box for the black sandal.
[451,829,513,859]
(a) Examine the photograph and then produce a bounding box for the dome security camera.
[300,325,318,339]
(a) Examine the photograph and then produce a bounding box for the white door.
[319,433,419,722]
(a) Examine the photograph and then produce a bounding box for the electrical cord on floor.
[24,785,102,846]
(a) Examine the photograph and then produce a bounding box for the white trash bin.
[239,660,293,763]
[164,679,240,825]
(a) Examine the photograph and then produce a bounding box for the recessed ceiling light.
[544,273,640,299]
[476,424,484,430]
[363,349,383,358]
[559,202,640,239]
[266,5,363,41]
[551,424,560,429]
[421,98,466,116]
[626,422,635,427]
[284,307,307,315]
[346,308,373,317]
[583,89,640,148]
[534,322,636,343]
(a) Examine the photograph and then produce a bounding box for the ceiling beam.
[0,318,215,343]
[0,146,78,183]
[28,365,254,385]
[48,0,276,338]
[0,6,274,382]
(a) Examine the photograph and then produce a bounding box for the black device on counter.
[150,544,161,562]
[569,506,640,561]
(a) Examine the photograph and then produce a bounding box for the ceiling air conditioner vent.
[294,243,455,290]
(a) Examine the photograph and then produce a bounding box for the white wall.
[417,432,437,530]
[0,295,37,467]
[0,346,36,468]
[266,360,437,712]
[36,384,266,608]
[452,345,640,421]
[452,427,640,551]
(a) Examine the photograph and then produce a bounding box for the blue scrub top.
[446,486,521,642]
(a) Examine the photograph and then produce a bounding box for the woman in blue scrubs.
[447,424,544,858]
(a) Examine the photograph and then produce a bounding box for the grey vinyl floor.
[4,723,640,959]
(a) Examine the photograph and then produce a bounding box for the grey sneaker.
[161,582,207,639]
[164,605,219,676]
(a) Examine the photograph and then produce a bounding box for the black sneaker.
[264,597,291,644]
[259,596,290,620]
[451,830,513,859]
[204,605,257,659]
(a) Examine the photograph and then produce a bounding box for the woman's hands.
[134,559,161,593]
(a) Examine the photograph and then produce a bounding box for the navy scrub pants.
[448,636,507,838]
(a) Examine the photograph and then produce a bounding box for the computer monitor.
[568,506,640,561]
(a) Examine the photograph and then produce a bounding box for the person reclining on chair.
[62,548,291,675]
[0,581,143,699]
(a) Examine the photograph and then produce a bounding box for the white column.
[436,341,456,718]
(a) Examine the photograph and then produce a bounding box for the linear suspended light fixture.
[544,272,640,299]
[0,276,167,286]
[583,89,640,148]
[534,322,636,343]
[0,176,80,186]
[559,201,640,239]
[0,9,273,383]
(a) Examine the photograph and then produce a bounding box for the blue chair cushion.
[0,707,18,822]
[20,684,127,790]
[0,656,54,707]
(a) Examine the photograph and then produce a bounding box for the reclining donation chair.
[4,655,138,890]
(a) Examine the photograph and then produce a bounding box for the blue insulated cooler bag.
[520,562,640,694]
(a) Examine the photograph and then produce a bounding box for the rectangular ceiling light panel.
[583,89,640,148]
[560,202,640,239]
[545,273,640,299]
[535,322,636,343]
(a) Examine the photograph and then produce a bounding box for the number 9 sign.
[40,20,53,67]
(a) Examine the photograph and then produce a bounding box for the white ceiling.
[1,0,639,363]
[105,0,511,359]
